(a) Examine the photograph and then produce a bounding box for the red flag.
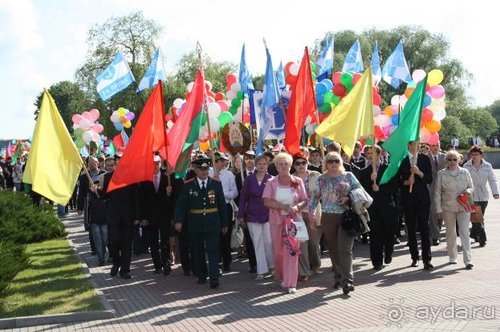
[284,47,317,155]
[167,70,205,170]
[107,82,168,192]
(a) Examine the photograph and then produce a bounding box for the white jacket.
[463,159,499,201]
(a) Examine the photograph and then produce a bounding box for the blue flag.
[276,61,286,89]
[239,44,254,94]
[256,46,280,155]
[137,48,166,92]
[96,52,136,101]
[342,40,363,73]
[317,36,334,80]
[382,41,411,89]
[249,89,288,138]
[371,41,382,85]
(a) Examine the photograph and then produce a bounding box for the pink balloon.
[427,132,440,145]
[428,85,445,99]
[82,111,92,120]
[226,73,237,84]
[382,125,392,137]
[217,100,230,112]
[92,124,104,134]
[72,114,83,124]
[90,109,100,121]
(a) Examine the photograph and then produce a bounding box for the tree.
[75,11,162,137]
[487,99,500,126]
[439,115,471,149]
[34,81,92,132]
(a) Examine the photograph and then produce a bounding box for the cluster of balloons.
[284,61,317,86]
[72,109,103,148]
[373,69,446,145]
[110,107,135,131]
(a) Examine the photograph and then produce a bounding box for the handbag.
[292,219,309,242]
[230,223,244,249]
[341,207,367,236]
[470,205,484,223]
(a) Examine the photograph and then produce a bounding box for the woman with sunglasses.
[435,150,474,269]
[309,152,362,295]
[293,152,322,279]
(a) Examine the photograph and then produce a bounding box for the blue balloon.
[391,114,400,126]
[316,95,324,105]
[322,79,333,90]
[423,93,432,107]
[114,122,123,131]
[316,82,328,94]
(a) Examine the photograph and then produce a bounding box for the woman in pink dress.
[263,153,310,294]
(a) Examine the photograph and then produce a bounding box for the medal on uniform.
[208,189,216,204]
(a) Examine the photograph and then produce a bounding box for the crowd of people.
[2,139,498,296]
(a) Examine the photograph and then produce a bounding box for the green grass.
[0,239,104,318]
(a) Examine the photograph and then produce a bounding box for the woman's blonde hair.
[273,152,293,167]
[323,152,345,172]
[445,150,461,165]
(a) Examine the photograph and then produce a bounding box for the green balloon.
[218,111,234,127]
[340,72,353,86]
[231,98,241,108]
[324,91,334,103]
[309,61,317,72]
[74,128,84,136]
[229,106,238,116]
[237,91,245,100]
[332,95,341,105]
[320,103,332,113]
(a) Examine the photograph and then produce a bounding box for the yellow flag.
[23,90,83,205]
[315,67,374,157]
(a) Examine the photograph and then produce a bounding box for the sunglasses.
[294,161,307,166]
[326,159,341,164]
[447,158,458,161]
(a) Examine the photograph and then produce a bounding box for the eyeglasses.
[447,158,458,161]
[326,159,341,164]
[294,161,307,166]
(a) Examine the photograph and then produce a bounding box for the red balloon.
[215,92,225,101]
[372,93,382,106]
[422,108,433,122]
[374,125,385,139]
[226,73,237,84]
[332,72,342,84]
[352,73,362,85]
[332,84,347,97]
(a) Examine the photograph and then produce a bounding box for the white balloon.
[433,109,447,121]
[390,95,400,106]
[226,91,237,100]
[205,81,213,91]
[412,69,427,82]
[187,82,194,93]
[91,131,100,143]
[209,117,220,132]
[304,115,312,126]
[110,113,119,123]
[290,63,299,76]
[305,124,316,135]
[72,123,80,130]
[399,95,408,107]
[233,113,242,122]
[230,82,241,92]
[198,127,209,140]
[207,102,221,118]
[82,131,93,143]
[80,119,91,130]
[373,106,381,116]
[173,98,184,109]
[374,115,391,127]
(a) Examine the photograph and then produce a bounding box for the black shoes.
[342,283,355,295]
[248,266,257,273]
[210,280,220,289]
[432,239,440,246]
[423,262,434,270]
[154,268,162,274]
[163,266,171,276]
[411,259,419,267]
[465,263,474,270]
[384,256,392,265]
[373,265,384,271]
[197,278,207,285]
[120,272,132,279]
[333,282,341,290]
[110,265,119,277]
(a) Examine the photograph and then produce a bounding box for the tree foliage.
[34,81,92,132]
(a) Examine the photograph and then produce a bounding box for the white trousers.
[247,222,274,274]
[443,211,472,265]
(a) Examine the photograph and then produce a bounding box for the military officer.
[175,157,228,289]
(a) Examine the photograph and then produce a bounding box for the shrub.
[0,241,28,293]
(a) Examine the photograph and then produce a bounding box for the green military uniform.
[175,175,228,284]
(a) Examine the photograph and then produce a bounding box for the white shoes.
[288,287,297,294]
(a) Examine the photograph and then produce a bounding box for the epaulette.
[184,177,195,184]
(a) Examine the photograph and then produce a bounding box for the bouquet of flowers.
[457,192,475,212]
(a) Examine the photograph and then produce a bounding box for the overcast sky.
[1,0,498,139]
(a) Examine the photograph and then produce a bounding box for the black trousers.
[145,220,171,270]
[177,222,192,273]
[243,226,256,269]
[220,203,233,269]
[368,204,398,266]
[109,222,134,274]
[403,198,432,262]
[191,231,220,281]
[471,201,488,244]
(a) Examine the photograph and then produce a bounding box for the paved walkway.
[8,172,500,331]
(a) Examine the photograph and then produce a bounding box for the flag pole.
[409,142,418,193]
[197,42,217,168]
[158,79,172,188]
[79,155,100,198]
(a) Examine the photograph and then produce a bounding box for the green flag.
[380,76,427,184]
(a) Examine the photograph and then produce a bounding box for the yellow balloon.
[117,107,126,116]
[428,69,444,86]
[384,106,392,117]
[425,119,442,133]
[124,120,132,128]
[199,141,209,151]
